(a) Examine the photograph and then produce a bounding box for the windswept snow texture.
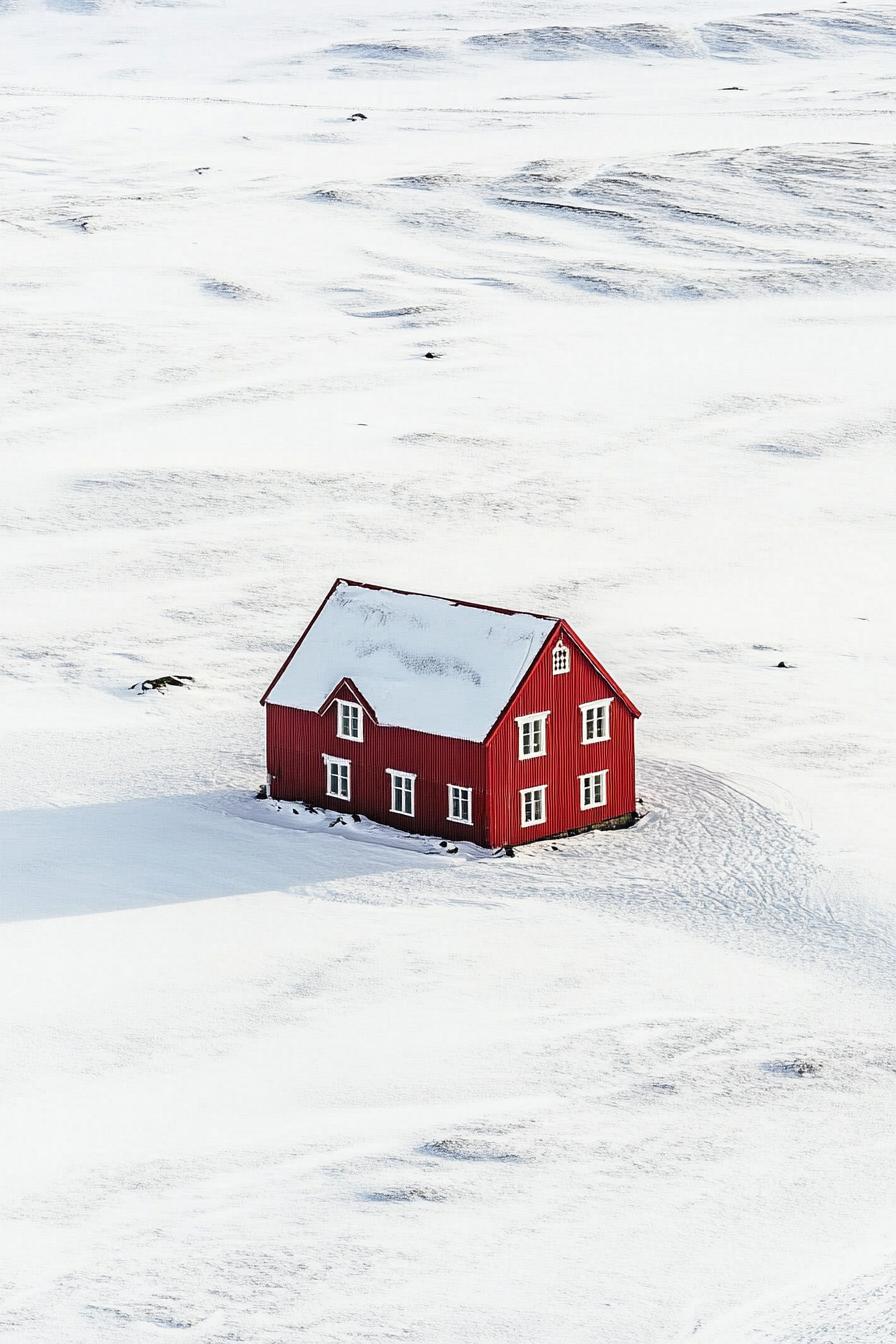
[468,8,896,59]
[265,579,556,738]
[1,0,896,1342]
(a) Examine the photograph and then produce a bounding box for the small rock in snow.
[129,674,194,694]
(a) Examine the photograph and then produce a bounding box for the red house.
[261,579,640,849]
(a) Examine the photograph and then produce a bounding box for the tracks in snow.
[515,759,896,991]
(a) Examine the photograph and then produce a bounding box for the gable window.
[336,698,363,741]
[580,698,612,744]
[447,784,473,825]
[520,785,547,828]
[387,768,415,817]
[552,641,570,675]
[579,770,608,811]
[516,711,549,760]
[323,754,351,800]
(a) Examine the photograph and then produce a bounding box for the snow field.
[1,0,895,1339]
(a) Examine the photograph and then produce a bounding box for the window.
[580,698,612,744]
[520,785,547,828]
[336,699,363,741]
[552,641,570,675]
[447,784,473,825]
[387,769,415,816]
[323,754,350,800]
[516,711,549,759]
[579,770,607,810]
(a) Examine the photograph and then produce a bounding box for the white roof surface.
[266,581,558,741]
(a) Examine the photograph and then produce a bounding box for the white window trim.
[515,711,549,760]
[552,641,570,675]
[386,768,416,817]
[335,697,363,742]
[447,784,473,826]
[579,769,608,811]
[322,753,351,800]
[580,697,612,744]
[520,785,547,828]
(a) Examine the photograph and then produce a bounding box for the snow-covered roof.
[263,580,558,741]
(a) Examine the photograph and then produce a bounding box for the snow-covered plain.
[2,0,895,1339]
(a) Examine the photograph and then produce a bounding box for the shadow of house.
[0,792,436,924]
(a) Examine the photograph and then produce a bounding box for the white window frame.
[520,785,547,828]
[579,769,608,811]
[516,711,549,760]
[447,784,473,826]
[336,698,363,742]
[386,768,416,817]
[323,753,351,800]
[580,698,612,744]
[552,641,570,675]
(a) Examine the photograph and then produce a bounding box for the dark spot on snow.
[362,1186,446,1202]
[749,440,821,458]
[347,111,368,121]
[200,278,263,302]
[763,1057,823,1077]
[129,675,194,694]
[422,1136,522,1162]
[331,42,433,61]
[776,660,792,668]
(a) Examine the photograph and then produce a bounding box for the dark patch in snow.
[763,1057,824,1077]
[129,675,194,694]
[361,1186,447,1202]
[749,438,824,457]
[328,41,435,61]
[200,278,264,302]
[468,22,700,59]
[422,1136,522,1162]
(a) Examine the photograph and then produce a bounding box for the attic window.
[336,699,363,741]
[552,641,570,675]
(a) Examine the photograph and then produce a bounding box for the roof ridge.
[335,577,559,624]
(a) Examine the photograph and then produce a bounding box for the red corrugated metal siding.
[266,702,489,847]
[485,628,637,848]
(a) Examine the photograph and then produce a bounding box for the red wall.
[484,627,637,849]
[266,702,489,846]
